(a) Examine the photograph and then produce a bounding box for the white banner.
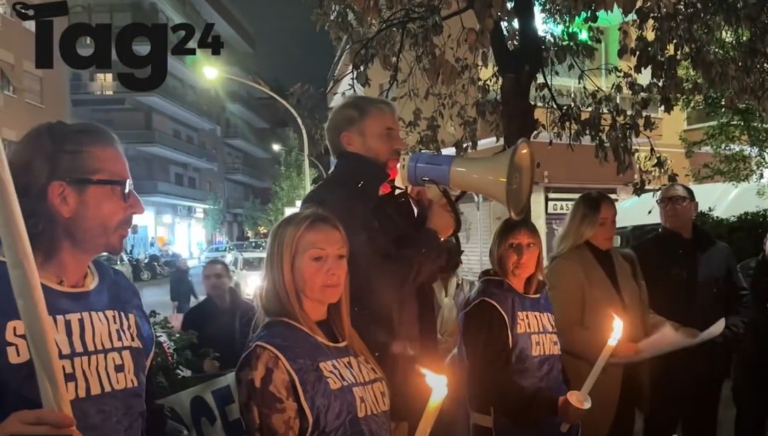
[159,372,245,436]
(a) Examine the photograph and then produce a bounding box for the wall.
[0,9,69,143]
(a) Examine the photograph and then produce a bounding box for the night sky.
[231,0,336,91]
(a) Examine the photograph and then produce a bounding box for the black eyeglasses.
[656,195,690,208]
[63,178,134,202]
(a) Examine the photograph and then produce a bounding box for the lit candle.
[414,367,448,436]
[561,315,623,432]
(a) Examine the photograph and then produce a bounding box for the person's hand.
[612,341,639,357]
[557,396,586,424]
[0,409,81,436]
[426,197,455,240]
[203,358,220,373]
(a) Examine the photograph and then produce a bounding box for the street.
[136,266,204,315]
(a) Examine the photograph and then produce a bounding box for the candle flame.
[608,315,623,345]
[420,367,448,397]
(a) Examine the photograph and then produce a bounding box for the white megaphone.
[398,139,535,220]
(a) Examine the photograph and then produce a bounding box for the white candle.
[561,315,623,432]
[414,368,448,436]
[0,148,71,414]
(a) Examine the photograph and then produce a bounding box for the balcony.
[70,81,218,129]
[227,198,246,211]
[117,130,218,170]
[223,128,272,158]
[133,181,210,207]
[225,163,269,188]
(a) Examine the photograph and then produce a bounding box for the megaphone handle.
[424,179,463,239]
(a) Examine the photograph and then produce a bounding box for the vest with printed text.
[253,319,391,436]
[0,259,154,436]
[459,277,579,436]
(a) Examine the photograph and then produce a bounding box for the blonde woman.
[458,219,583,436]
[546,191,652,436]
[237,209,391,436]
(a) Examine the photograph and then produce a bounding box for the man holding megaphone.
[302,95,459,435]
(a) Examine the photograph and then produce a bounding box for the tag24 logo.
[11,0,224,92]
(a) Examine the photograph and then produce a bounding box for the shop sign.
[547,200,574,214]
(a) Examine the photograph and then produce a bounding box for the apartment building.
[328,7,715,274]
[66,0,278,257]
[0,3,69,149]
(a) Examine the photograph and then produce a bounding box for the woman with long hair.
[237,209,391,436]
[458,218,583,436]
[547,191,652,436]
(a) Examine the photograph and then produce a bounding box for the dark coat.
[302,151,457,422]
[632,226,749,377]
[169,268,197,305]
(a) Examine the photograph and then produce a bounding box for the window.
[94,73,113,95]
[206,181,212,192]
[185,134,195,144]
[173,129,182,139]
[0,61,16,96]
[188,177,197,189]
[174,173,184,186]
[23,72,43,105]
[241,257,265,272]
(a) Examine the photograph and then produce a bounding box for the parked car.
[199,245,234,265]
[246,239,268,251]
[228,250,267,301]
[96,253,133,282]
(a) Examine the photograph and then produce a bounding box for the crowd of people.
[0,95,764,436]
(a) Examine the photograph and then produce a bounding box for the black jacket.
[302,152,456,420]
[181,289,257,372]
[169,268,197,305]
[632,226,748,376]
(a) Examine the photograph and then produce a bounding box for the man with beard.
[0,122,153,436]
[632,183,748,436]
[302,95,458,435]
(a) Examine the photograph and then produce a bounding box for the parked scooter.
[145,254,170,279]
[128,255,151,282]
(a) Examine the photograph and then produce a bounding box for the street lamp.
[202,67,312,194]
[272,143,327,178]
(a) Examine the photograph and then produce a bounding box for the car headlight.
[247,276,262,290]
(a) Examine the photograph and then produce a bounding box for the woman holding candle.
[547,191,654,436]
[237,209,392,436]
[458,218,584,436]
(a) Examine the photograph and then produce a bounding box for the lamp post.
[203,67,312,194]
[272,143,327,178]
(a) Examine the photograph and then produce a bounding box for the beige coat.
[546,245,652,436]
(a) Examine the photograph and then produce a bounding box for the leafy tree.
[681,68,768,184]
[203,193,225,238]
[313,0,768,191]
[259,133,319,230]
[243,199,264,235]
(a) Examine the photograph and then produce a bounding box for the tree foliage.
[259,132,319,230]
[695,209,768,263]
[680,67,768,184]
[243,199,264,234]
[312,0,768,190]
[203,192,225,237]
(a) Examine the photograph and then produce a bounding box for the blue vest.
[252,319,391,436]
[0,258,154,436]
[459,277,579,436]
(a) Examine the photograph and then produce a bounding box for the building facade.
[328,7,717,276]
[0,3,69,148]
[64,0,278,257]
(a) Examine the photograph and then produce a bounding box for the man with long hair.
[0,122,153,435]
[303,95,458,434]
